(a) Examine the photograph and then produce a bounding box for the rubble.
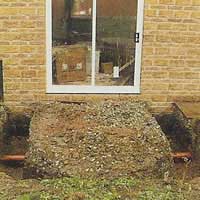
[25,101,172,179]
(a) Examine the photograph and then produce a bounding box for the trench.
[155,112,200,179]
[155,113,193,153]
[0,113,30,179]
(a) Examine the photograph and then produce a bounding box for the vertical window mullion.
[91,0,97,86]
[134,0,144,90]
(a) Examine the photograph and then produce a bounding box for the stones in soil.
[25,101,172,179]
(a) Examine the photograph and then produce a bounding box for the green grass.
[137,186,185,200]
[15,177,191,200]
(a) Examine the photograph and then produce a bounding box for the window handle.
[134,32,140,43]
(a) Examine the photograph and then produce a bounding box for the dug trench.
[0,104,199,181]
[155,112,200,179]
[0,112,30,179]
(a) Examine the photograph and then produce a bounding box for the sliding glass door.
[95,0,137,86]
[47,0,144,93]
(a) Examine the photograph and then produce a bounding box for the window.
[46,0,144,93]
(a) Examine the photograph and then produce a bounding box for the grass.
[137,186,185,200]
[15,176,192,200]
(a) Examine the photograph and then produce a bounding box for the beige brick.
[21,70,37,78]
[160,0,175,5]
[184,84,199,90]
[169,72,185,79]
[152,84,169,90]
[0,45,20,53]
[169,83,184,90]
[143,47,154,55]
[155,48,169,55]
[154,59,169,66]
[185,72,199,79]
[145,10,158,17]
[151,95,168,102]
[152,71,169,78]
[158,23,172,30]
[175,0,190,5]
[174,11,191,18]
[191,11,200,19]
[192,0,200,6]
[159,10,174,17]
[146,0,158,4]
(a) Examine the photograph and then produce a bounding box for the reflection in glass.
[96,0,137,86]
[52,0,92,85]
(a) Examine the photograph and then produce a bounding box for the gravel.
[25,101,172,179]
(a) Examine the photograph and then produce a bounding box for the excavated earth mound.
[25,101,172,179]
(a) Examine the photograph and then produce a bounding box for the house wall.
[0,0,199,112]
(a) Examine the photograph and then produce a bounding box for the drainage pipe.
[0,155,25,161]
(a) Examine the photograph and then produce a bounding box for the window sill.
[46,85,140,94]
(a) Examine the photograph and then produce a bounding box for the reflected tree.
[64,0,74,43]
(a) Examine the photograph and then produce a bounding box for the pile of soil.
[25,101,172,179]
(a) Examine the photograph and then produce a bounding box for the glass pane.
[52,0,92,85]
[96,0,137,86]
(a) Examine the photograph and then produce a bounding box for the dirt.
[172,104,200,159]
[0,105,8,153]
[0,102,200,199]
[0,105,30,179]
[25,101,172,179]
[0,172,42,200]
[156,113,193,152]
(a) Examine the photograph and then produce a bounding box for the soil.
[0,167,200,200]
[0,102,200,199]
[25,101,172,179]
[156,113,193,152]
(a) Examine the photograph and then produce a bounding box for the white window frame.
[46,0,144,94]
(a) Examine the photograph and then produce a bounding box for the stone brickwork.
[0,0,200,112]
[142,0,200,111]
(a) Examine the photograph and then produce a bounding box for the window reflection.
[52,0,92,85]
[96,0,137,86]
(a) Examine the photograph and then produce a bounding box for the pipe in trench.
[0,155,25,161]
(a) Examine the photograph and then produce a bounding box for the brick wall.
[0,0,199,112]
[142,0,200,110]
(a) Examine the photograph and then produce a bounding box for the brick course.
[0,0,200,112]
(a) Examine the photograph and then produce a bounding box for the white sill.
[46,85,140,94]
